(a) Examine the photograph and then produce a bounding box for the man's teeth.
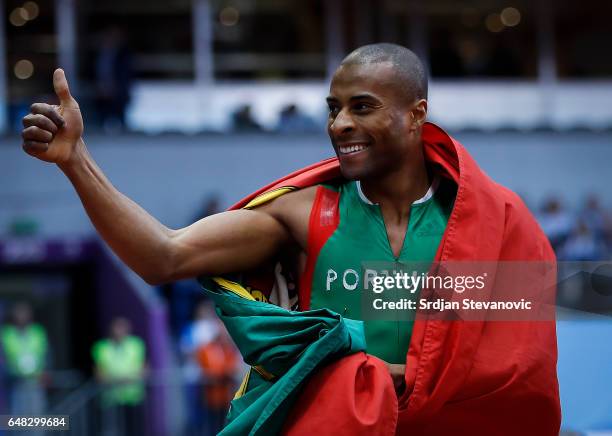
[339,144,367,154]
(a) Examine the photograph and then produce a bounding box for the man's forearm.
[59,139,173,284]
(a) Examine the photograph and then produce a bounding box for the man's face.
[326,62,417,180]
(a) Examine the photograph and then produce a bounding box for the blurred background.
[0,0,611,434]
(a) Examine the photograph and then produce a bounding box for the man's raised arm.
[21,69,291,284]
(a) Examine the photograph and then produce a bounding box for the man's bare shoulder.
[256,185,319,249]
[256,185,317,212]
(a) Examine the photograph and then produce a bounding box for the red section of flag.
[283,353,398,436]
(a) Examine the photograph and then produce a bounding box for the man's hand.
[21,68,83,165]
[384,362,407,396]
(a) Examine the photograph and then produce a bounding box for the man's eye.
[328,106,339,115]
[354,103,370,111]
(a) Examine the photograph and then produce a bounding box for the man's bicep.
[167,209,290,280]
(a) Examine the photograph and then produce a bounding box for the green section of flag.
[199,276,366,436]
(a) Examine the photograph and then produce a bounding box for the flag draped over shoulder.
[199,122,561,436]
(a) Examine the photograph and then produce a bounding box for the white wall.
[126,81,612,132]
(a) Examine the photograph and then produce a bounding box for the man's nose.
[329,108,355,136]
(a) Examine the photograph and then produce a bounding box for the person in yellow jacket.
[92,317,147,436]
[0,302,49,416]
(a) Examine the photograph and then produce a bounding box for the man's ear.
[409,99,428,131]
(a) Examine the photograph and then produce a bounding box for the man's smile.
[337,142,370,155]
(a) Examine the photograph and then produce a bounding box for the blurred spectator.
[580,194,612,243]
[92,317,147,436]
[180,301,220,436]
[276,104,318,133]
[561,219,608,261]
[232,105,263,132]
[537,197,574,252]
[180,302,219,364]
[95,27,133,133]
[196,326,240,435]
[0,302,49,417]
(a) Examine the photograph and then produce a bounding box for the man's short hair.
[341,43,428,102]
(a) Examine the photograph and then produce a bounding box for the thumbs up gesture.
[21,68,84,165]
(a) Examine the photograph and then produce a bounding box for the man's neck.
[359,153,430,224]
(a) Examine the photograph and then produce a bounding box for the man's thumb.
[53,68,77,107]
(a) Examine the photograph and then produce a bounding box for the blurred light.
[23,1,40,20]
[485,13,504,33]
[220,7,240,26]
[500,7,521,27]
[14,60,34,79]
[9,8,27,26]
[458,40,481,63]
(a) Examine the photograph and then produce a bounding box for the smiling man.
[21,43,560,435]
[315,45,455,368]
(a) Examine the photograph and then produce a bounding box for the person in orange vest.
[196,325,240,435]
[180,301,220,436]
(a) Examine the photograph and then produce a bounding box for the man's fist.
[21,68,84,165]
